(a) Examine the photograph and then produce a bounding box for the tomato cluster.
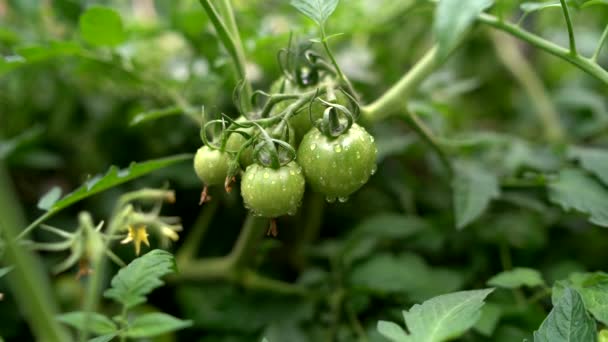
[193,49,377,219]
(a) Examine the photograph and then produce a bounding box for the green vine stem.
[0,165,69,342]
[558,0,577,55]
[489,31,564,142]
[401,111,453,175]
[592,23,608,62]
[175,200,219,266]
[199,0,252,111]
[477,13,608,85]
[227,214,268,268]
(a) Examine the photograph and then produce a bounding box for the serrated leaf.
[377,320,408,341]
[452,161,500,229]
[104,250,176,309]
[290,0,339,25]
[37,187,62,210]
[129,106,183,126]
[57,312,118,335]
[434,0,494,60]
[520,2,562,13]
[533,288,597,342]
[553,272,608,325]
[125,312,192,338]
[39,154,191,214]
[487,268,546,289]
[378,289,494,342]
[548,168,608,227]
[79,6,126,47]
[568,147,608,186]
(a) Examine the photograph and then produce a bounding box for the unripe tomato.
[600,330,608,342]
[297,123,377,200]
[194,146,230,185]
[241,161,306,217]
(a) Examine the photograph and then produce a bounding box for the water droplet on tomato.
[338,196,349,203]
[325,196,336,203]
[334,145,342,153]
[310,143,317,151]
[371,165,377,175]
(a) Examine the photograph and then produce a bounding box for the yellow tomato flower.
[121,225,150,255]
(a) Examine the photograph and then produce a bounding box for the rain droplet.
[371,165,377,175]
[338,196,349,203]
[290,170,296,175]
[334,145,342,153]
[356,151,361,159]
[264,172,270,179]
[287,210,296,216]
[370,136,375,142]
[248,174,254,180]
[325,196,336,203]
[310,143,317,151]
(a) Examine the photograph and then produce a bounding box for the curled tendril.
[311,95,355,138]
[201,118,229,150]
[251,89,272,108]
[232,80,251,118]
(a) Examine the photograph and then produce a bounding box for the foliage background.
[1,0,607,341]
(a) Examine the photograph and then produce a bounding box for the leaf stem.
[477,13,608,85]
[199,0,252,111]
[320,26,357,98]
[592,23,608,63]
[227,214,268,267]
[401,111,453,175]
[558,0,577,55]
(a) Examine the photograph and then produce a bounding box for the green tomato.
[600,330,608,342]
[297,123,377,200]
[241,161,306,217]
[194,145,230,185]
[270,78,348,142]
[225,116,255,167]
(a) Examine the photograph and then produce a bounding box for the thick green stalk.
[228,214,268,267]
[558,0,577,55]
[477,13,608,85]
[0,165,69,342]
[361,46,439,122]
[200,0,252,111]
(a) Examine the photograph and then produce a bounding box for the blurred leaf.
[452,161,500,229]
[568,146,608,186]
[581,0,608,7]
[534,288,596,342]
[473,303,502,336]
[434,0,494,60]
[79,6,126,47]
[88,334,118,342]
[348,253,464,300]
[553,272,608,325]
[0,267,12,278]
[548,168,608,227]
[57,312,117,335]
[290,0,339,26]
[520,2,562,13]
[15,41,81,62]
[487,267,546,288]
[38,154,192,213]
[0,126,44,160]
[377,289,494,342]
[104,250,176,309]
[125,312,192,338]
[129,106,183,126]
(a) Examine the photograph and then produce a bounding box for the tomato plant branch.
[199,0,252,111]
[477,13,608,85]
[558,0,577,55]
[175,200,219,265]
[403,111,453,175]
[592,23,608,62]
[361,46,439,123]
[227,214,268,267]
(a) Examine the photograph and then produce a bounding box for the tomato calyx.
[311,88,360,139]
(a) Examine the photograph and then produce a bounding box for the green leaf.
[378,289,494,342]
[0,125,44,160]
[129,106,183,126]
[88,334,117,342]
[290,0,339,25]
[553,272,608,325]
[487,267,546,289]
[377,321,408,341]
[79,6,126,47]
[104,249,176,309]
[581,0,608,7]
[125,312,192,338]
[15,41,81,62]
[434,0,494,60]
[568,146,608,186]
[57,311,118,335]
[0,267,13,278]
[548,168,608,227]
[533,288,597,342]
[348,253,464,301]
[39,154,191,213]
[520,2,562,13]
[473,303,502,337]
[452,161,500,229]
